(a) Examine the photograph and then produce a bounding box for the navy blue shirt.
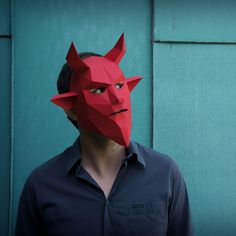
[16,138,193,236]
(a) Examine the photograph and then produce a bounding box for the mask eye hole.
[90,88,106,94]
[115,82,124,89]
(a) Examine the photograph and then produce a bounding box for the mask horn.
[126,76,142,92]
[50,92,78,110]
[104,33,126,64]
[66,43,89,73]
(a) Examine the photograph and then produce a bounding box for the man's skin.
[66,108,126,199]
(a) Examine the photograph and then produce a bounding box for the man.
[16,34,193,236]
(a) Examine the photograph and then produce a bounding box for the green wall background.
[154,1,236,235]
[0,0,11,235]
[1,0,236,235]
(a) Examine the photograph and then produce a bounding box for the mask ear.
[104,33,126,64]
[126,76,142,92]
[50,92,78,110]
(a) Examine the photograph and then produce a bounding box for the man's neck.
[79,130,126,178]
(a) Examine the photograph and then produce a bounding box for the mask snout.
[107,87,124,105]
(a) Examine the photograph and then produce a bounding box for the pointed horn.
[104,33,126,64]
[66,42,89,73]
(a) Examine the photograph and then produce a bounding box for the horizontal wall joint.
[0,35,11,38]
[154,40,236,45]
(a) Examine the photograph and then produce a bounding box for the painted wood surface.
[0,38,11,236]
[153,2,236,234]
[153,43,236,236]
[154,0,236,42]
[0,0,11,35]
[0,0,11,235]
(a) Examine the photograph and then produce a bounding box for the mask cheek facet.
[83,90,112,115]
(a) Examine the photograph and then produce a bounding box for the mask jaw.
[104,33,126,64]
[126,76,142,92]
[50,92,78,110]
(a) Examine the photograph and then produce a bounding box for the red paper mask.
[51,33,142,147]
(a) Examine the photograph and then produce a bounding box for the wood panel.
[0,38,11,236]
[153,43,236,235]
[0,0,11,35]
[154,0,236,42]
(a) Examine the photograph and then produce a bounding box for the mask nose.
[108,87,124,104]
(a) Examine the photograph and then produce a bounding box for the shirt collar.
[126,141,146,168]
[66,137,82,174]
[66,137,146,174]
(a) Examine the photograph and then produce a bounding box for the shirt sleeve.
[15,175,43,236]
[167,164,193,236]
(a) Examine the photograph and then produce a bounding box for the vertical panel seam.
[8,0,14,235]
[150,0,154,149]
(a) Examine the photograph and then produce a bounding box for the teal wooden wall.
[1,0,236,235]
[153,0,236,235]
[0,0,11,235]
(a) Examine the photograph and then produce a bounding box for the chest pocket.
[127,202,167,236]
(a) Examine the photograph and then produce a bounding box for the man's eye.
[90,88,106,94]
[115,82,124,89]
